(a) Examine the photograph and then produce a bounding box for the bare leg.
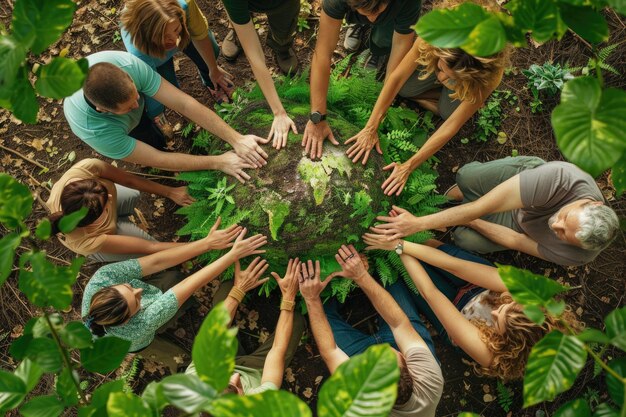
[405,88,442,116]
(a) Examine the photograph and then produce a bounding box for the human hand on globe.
[345,125,382,165]
[229,228,267,259]
[233,257,270,293]
[374,206,422,240]
[332,245,369,283]
[269,113,298,150]
[362,230,398,251]
[302,120,339,159]
[271,257,301,301]
[381,161,412,196]
[298,259,333,301]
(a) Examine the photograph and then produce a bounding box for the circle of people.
[46,0,620,414]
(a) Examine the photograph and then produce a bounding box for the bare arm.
[400,254,493,367]
[98,235,186,255]
[192,37,233,95]
[467,219,544,260]
[384,31,416,83]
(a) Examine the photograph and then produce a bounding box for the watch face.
[395,248,402,254]
[310,112,322,123]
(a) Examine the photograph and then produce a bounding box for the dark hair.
[50,179,108,234]
[395,362,414,406]
[83,63,136,111]
[346,0,389,13]
[85,286,131,337]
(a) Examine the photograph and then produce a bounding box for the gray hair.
[575,203,619,251]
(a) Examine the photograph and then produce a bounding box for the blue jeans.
[145,31,220,118]
[324,280,438,360]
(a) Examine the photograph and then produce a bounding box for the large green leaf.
[106,392,152,417]
[11,0,76,54]
[59,321,93,349]
[559,4,609,44]
[414,3,491,48]
[20,395,65,417]
[79,379,126,417]
[35,58,88,99]
[24,337,63,373]
[461,15,507,57]
[0,174,33,229]
[80,337,131,373]
[505,0,559,43]
[56,367,79,406]
[142,381,168,415]
[0,36,26,91]
[191,302,238,391]
[0,233,21,286]
[0,370,27,412]
[211,390,312,417]
[35,219,52,241]
[161,374,217,414]
[498,264,569,307]
[523,331,587,407]
[317,344,399,417]
[11,66,39,124]
[58,206,89,234]
[18,252,84,309]
[554,398,591,417]
[605,306,626,351]
[613,152,626,197]
[606,358,626,406]
[14,359,43,393]
[593,403,620,417]
[552,77,626,177]
[607,0,626,15]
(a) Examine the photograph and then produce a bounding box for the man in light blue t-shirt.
[63,51,268,181]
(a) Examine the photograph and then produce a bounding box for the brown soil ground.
[0,1,625,416]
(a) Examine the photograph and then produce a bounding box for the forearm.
[99,236,186,255]
[223,297,240,326]
[263,309,293,381]
[305,298,339,360]
[399,254,438,301]
[357,274,409,330]
[310,51,331,113]
[405,126,456,170]
[172,251,236,306]
[114,173,174,198]
[138,238,209,276]
[124,143,227,172]
[180,99,240,144]
[193,37,219,73]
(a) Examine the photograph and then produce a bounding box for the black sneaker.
[344,24,366,52]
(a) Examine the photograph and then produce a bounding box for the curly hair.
[415,0,512,103]
[471,292,583,381]
[120,0,190,59]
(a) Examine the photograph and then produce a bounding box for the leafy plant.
[297,0,312,32]
[523,62,574,113]
[496,380,514,412]
[472,90,517,142]
[205,177,236,216]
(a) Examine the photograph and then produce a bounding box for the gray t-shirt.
[514,161,604,266]
[389,346,443,417]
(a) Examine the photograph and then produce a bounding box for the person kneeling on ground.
[83,223,266,373]
[186,258,305,394]
[63,51,268,182]
[375,157,619,267]
[300,246,443,416]
[47,158,194,262]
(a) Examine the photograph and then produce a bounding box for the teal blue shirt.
[81,259,179,352]
[63,51,162,159]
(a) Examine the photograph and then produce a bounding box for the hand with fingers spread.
[203,217,243,250]
[167,186,195,206]
[231,134,270,169]
[233,257,270,293]
[302,121,339,159]
[269,113,298,150]
[216,151,255,184]
[381,161,412,196]
[298,259,333,301]
[334,245,369,283]
[345,125,382,165]
[375,205,422,241]
[228,228,268,259]
[271,258,301,301]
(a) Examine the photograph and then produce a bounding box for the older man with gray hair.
[375,156,619,267]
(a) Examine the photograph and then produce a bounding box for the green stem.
[622,385,626,417]
[584,343,624,382]
[592,45,604,87]
[45,313,87,404]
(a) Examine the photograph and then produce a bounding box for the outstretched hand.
[229,228,267,259]
[302,121,339,159]
[232,135,270,169]
[168,186,195,206]
[333,245,369,282]
[381,161,412,196]
[203,217,243,250]
[298,259,334,301]
[269,113,298,150]
[345,125,382,165]
[234,257,270,292]
[271,258,301,300]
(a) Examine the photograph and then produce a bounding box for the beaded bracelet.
[280,299,296,311]
[228,286,246,303]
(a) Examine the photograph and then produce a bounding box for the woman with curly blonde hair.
[363,228,580,380]
[346,0,511,196]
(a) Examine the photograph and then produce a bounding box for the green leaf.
[0,370,27,412]
[552,77,626,177]
[606,0,626,15]
[20,395,65,417]
[613,152,626,197]
[0,35,27,91]
[523,305,546,325]
[0,233,21,286]
[545,299,566,316]
[415,3,491,48]
[191,302,238,391]
[106,392,152,417]
[559,4,609,44]
[523,331,587,407]
[25,337,63,372]
[576,328,611,344]
[458,413,481,417]
[593,403,620,417]
[11,0,77,54]
[14,359,43,393]
[35,219,52,241]
[56,367,79,406]
[91,380,125,409]
[59,321,93,349]
[161,374,217,414]
[10,334,33,361]
[11,66,39,124]
[142,381,168,415]
[317,344,399,417]
[461,15,507,56]
[498,264,569,307]
[80,337,131,373]
[606,357,626,406]
[211,390,312,417]
[505,0,559,43]
[19,252,84,309]
[605,306,626,351]
[554,398,591,417]
[58,206,89,234]
[35,58,88,99]
[0,174,33,229]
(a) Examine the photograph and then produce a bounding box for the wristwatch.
[309,111,326,124]
[395,240,404,255]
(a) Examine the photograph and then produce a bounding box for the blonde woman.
[346,0,511,196]
[363,228,580,380]
[120,0,233,136]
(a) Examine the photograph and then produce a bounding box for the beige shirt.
[46,159,117,255]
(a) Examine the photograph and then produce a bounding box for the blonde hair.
[415,0,512,103]
[471,292,583,381]
[120,0,190,59]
